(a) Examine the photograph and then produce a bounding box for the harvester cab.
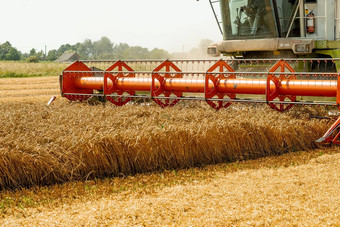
[208,0,340,61]
[59,0,340,145]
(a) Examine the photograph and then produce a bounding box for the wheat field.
[0,74,339,225]
[0,62,68,78]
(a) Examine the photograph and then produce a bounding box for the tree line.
[0,37,214,62]
[0,36,171,62]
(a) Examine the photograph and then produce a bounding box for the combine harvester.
[60,0,340,144]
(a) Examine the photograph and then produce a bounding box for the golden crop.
[0,73,333,189]
[0,94,331,189]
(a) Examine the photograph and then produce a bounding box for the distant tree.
[82,39,94,59]
[1,42,12,51]
[113,43,130,59]
[0,42,22,61]
[29,48,37,57]
[150,48,171,59]
[126,46,149,59]
[27,48,44,61]
[93,36,114,58]
[75,39,91,59]
[47,49,58,61]
[57,44,72,56]
[72,42,82,50]
[6,47,21,61]
[36,50,44,60]
[0,42,12,60]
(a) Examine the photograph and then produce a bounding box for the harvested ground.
[0,149,339,226]
[0,76,59,102]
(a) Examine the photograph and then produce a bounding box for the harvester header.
[59,58,340,144]
[60,58,340,111]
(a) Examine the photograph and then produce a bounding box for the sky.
[0,0,223,54]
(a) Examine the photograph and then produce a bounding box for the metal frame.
[209,0,223,35]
